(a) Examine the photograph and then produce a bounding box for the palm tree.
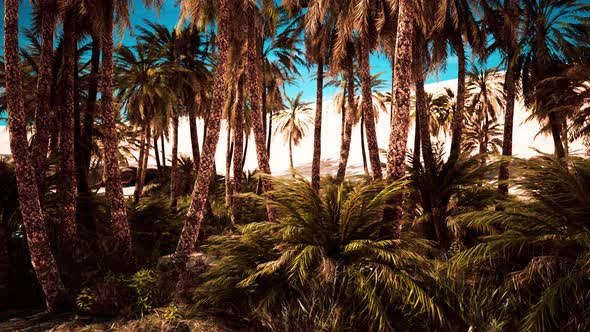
[57,6,79,249]
[462,65,506,160]
[175,0,234,276]
[30,0,58,195]
[519,0,590,160]
[3,0,67,311]
[387,0,415,181]
[273,92,313,177]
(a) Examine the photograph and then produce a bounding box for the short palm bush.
[196,177,456,331]
[450,155,590,331]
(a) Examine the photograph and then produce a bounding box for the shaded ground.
[0,308,230,332]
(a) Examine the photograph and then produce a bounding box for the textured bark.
[359,39,382,180]
[232,74,245,223]
[386,0,414,181]
[246,16,277,222]
[4,0,67,311]
[80,35,101,194]
[448,39,467,164]
[414,34,435,174]
[101,2,132,256]
[175,0,233,271]
[188,102,201,173]
[133,123,147,204]
[58,12,79,247]
[170,115,180,208]
[498,51,517,195]
[311,61,323,192]
[31,3,56,196]
[336,55,356,184]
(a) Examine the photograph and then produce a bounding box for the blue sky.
[0,0,504,125]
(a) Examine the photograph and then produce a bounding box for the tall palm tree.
[519,0,590,159]
[30,0,57,195]
[273,92,313,177]
[387,0,415,181]
[175,0,235,275]
[3,0,67,311]
[58,6,79,248]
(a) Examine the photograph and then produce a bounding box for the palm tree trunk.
[154,132,161,174]
[139,124,151,200]
[289,134,295,178]
[414,34,435,174]
[101,1,132,256]
[311,60,323,192]
[242,134,249,171]
[498,49,517,195]
[79,34,100,194]
[4,0,67,311]
[413,114,421,170]
[387,0,414,181]
[175,0,234,273]
[225,126,233,207]
[246,16,277,222]
[449,38,467,164]
[549,112,566,159]
[133,123,147,204]
[266,108,272,154]
[58,12,79,248]
[31,3,56,197]
[359,38,382,180]
[360,114,370,177]
[170,114,180,208]
[188,102,201,173]
[161,133,167,167]
[336,53,356,184]
[232,74,245,223]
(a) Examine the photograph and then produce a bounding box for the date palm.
[3,0,67,311]
[273,91,313,177]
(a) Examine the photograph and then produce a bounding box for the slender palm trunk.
[133,122,148,204]
[232,74,245,223]
[58,12,78,248]
[4,0,67,311]
[101,2,132,256]
[79,34,100,194]
[549,112,566,159]
[449,38,467,164]
[153,133,161,174]
[498,50,517,194]
[225,126,233,207]
[289,134,295,178]
[360,114,370,177]
[266,108,272,154]
[415,35,435,174]
[31,3,56,197]
[413,114,421,170]
[161,133,167,167]
[311,60,323,192]
[170,114,180,208]
[175,0,234,272]
[242,134,249,171]
[336,54,355,184]
[188,102,201,173]
[246,16,277,222]
[359,39,382,180]
[387,0,414,181]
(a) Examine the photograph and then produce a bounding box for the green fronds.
[195,178,450,330]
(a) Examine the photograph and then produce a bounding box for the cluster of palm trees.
[2,0,590,319]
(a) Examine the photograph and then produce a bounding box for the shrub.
[195,177,456,331]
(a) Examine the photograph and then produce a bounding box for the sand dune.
[0,78,585,177]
